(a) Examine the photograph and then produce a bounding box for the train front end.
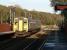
[13,17,28,33]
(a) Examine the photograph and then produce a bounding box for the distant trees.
[0,5,63,25]
[0,5,9,23]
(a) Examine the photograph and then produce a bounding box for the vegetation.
[0,5,64,25]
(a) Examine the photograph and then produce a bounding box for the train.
[0,17,41,37]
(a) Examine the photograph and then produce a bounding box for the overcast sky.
[0,0,55,13]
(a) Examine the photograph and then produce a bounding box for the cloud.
[0,0,17,6]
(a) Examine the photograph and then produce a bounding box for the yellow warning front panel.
[18,20,23,31]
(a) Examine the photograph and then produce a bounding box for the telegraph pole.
[9,7,16,25]
[29,12,32,18]
[10,8,12,25]
[24,11,27,18]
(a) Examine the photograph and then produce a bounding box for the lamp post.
[24,11,26,18]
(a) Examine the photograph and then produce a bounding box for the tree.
[0,5,63,25]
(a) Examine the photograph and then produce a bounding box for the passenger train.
[0,17,41,37]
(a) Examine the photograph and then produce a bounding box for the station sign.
[55,5,67,10]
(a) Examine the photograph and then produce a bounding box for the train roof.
[14,17,28,19]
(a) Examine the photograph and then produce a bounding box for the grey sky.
[0,0,54,13]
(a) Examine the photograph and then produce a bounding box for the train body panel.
[28,18,41,31]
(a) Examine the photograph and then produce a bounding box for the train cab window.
[24,19,27,23]
[15,22,18,24]
[24,21,27,23]
[23,18,28,23]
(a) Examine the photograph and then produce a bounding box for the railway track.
[0,31,62,50]
[0,38,46,50]
[0,30,46,50]
[0,37,46,50]
[0,38,22,50]
[23,38,45,50]
[0,29,50,50]
[0,37,38,50]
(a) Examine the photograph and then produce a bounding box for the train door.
[23,18,28,32]
[18,18,24,32]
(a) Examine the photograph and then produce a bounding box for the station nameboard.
[55,5,67,10]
